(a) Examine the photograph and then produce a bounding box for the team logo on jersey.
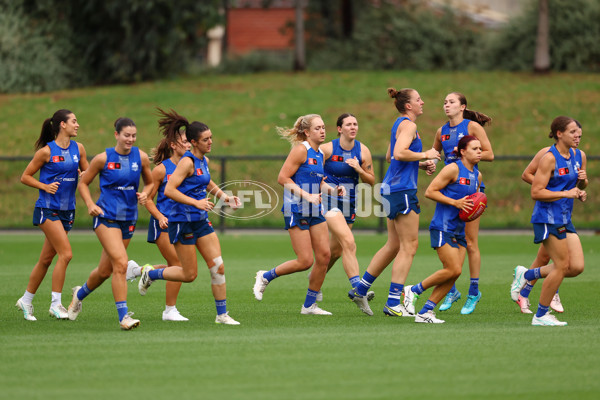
[196,168,204,175]
[131,162,139,172]
[52,156,65,163]
[166,174,171,181]
[441,134,451,141]
[108,162,121,170]
[331,155,344,162]
[458,132,465,140]
[459,178,471,185]
[308,158,317,165]
[558,167,569,175]
[73,155,79,162]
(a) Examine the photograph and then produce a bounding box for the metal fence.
[1,155,598,231]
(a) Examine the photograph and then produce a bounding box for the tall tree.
[534,0,550,73]
[293,0,306,71]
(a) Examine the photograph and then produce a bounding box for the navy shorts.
[430,229,467,249]
[382,189,420,220]
[284,212,326,230]
[169,219,215,245]
[147,216,168,243]
[533,222,576,244]
[93,217,136,240]
[33,208,75,232]
[323,195,356,224]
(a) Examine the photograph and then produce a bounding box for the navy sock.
[418,300,436,315]
[447,284,457,295]
[469,278,479,296]
[263,268,278,282]
[116,301,128,321]
[77,283,92,301]
[520,282,534,298]
[412,282,425,296]
[215,299,227,315]
[386,282,404,307]
[349,275,360,288]
[356,271,376,297]
[148,268,164,280]
[303,289,319,308]
[524,268,541,281]
[535,304,549,318]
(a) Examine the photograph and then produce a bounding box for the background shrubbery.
[1,0,599,92]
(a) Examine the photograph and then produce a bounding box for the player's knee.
[59,250,73,264]
[339,236,356,254]
[567,261,584,277]
[297,255,314,271]
[209,256,226,285]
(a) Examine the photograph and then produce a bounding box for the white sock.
[22,290,35,304]
[165,305,176,313]
[51,291,62,306]
[133,266,142,277]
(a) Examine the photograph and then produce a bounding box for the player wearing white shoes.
[514,121,586,314]
[350,88,439,318]
[253,114,343,316]
[68,117,153,330]
[129,108,194,322]
[17,109,88,321]
[511,116,586,326]
[320,113,376,315]
[138,110,241,325]
[406,135,482,324]
[431,92,493,314]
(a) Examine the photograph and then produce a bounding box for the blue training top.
[440,119,471,165]
[381,117,422,194]
[155,158,177,216]
[169,151,211,222]
[282,141,324,217]
[429,160,480,236]
[96,147,141,221]
[35,140,80,211]
[323,138,362,204]
[531,145,581,225]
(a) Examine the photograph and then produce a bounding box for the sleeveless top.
[323,138,362,204]
[531,145,581,225]
[96,147,141,221]
[282,141,324,216]
[169,151,211,222]
[155,158,177,216]
[429,160,480,236]
[35,140,80,210]
[381,117,422,194]
[440,119,471,165]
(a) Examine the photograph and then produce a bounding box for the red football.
[459,192,488,222]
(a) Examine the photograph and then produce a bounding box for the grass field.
[1,71,599,229]
[1,231,599,399]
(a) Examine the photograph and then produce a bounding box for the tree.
[293,0,306,71]
[534,0,550,73]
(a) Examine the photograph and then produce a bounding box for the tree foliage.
[0,0,222,93]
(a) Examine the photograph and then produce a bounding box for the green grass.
[1,231,599,399]
[1,71,599,229]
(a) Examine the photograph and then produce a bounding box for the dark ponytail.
[388,87,415,114]
[152,108,189,165]
[35,109,73,150]
[450,92,492,127]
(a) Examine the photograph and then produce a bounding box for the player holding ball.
[403,135,484,323]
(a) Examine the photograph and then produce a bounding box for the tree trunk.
[293,0,306,71]
[534,0,550,73]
